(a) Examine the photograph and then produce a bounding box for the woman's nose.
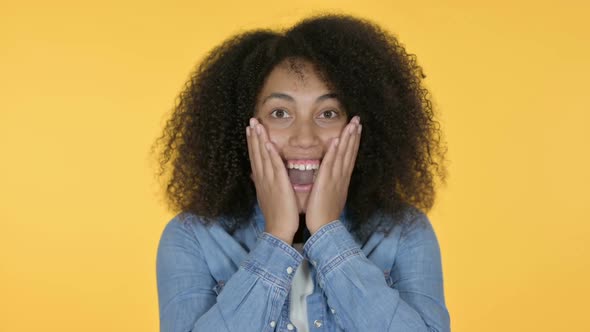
[289,122,319,148]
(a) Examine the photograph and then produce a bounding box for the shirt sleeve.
[303,213,450,332]
[156,217,303,332]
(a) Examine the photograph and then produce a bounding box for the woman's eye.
[319,110,339,119]
[270,109,290,119]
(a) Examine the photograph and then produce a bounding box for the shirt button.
[286,266,294,274]
[269,321,276,328]
[287,323,295,330]
[330,308,336,314]
[314,319,323,327]
[311,260,317,266]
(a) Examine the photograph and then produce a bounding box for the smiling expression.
[254,58,348,213]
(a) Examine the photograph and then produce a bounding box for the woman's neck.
[293,214,308,244]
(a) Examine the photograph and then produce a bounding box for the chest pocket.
[364,228,400,289]
[207,257,238,297]
[212,279,226,295]
[190,222,245,297]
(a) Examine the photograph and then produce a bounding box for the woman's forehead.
[260,58,335,94]
[274,58,317,81]
[258,68,333,104]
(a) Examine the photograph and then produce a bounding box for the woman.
[154,14,449,332]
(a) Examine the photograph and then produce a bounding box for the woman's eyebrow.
[316,93,339,103]
[262,93,294,104]
[261,92,339,105]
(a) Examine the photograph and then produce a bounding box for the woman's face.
[254,59,348,213]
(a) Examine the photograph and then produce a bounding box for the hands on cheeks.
[246,118,299,244]
[246,116,362,244]
[306,116,361,234]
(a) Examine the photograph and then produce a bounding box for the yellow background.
[1,1,588,331]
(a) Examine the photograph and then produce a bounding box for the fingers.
[255,120,275,179]
[333,116,360,176]
[260,124,291,182]
[247,118,282,182]
[266,140,289,179]
[342,119,361,176]
[334,119,355,174]
[350,124,361,171]
[316,137,339,179]
[247,118,264,179]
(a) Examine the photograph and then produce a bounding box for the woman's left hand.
[305,116,361,234]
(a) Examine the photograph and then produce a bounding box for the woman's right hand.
[246,118,299,245]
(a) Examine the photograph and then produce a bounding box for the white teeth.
[286,162,320,170]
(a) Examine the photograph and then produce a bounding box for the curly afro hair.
[152,14,447,239]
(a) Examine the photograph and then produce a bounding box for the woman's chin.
[295,191,310,213]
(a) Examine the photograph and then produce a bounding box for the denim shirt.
[156,204,450,332]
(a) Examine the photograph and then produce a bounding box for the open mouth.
[285,159,320,192]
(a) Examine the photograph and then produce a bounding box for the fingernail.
[256,124,261,135]
[353,116,360,124]
[334,138,340,147]
[349,124,356,134]
[250,118,257,126]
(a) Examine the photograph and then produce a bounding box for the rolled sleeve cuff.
[240,232,304,291]
[303,220,362,284]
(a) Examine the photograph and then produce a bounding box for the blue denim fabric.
[156,204,450,332]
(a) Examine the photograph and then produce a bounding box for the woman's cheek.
[320,127,345,145]
[266,128,289,147]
